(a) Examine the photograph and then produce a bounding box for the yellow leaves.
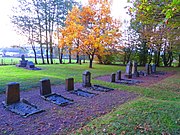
[55,0,122,57]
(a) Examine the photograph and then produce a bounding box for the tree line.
[123,0,180,67]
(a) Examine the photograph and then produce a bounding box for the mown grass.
[0,63,124,92]
[0,62,180,134]
[73,98,180,135]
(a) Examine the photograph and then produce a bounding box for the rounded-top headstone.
[82,70,91,87]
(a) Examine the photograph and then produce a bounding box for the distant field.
[0,57,77,65]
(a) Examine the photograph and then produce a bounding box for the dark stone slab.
[82,70,92,87]
[71,89,96,98]
[40,79,52,96]
[145,63,150,75]
[6,82,20,105]
[42,93,73,106]
[111,73,116,82]
[2,99,44,117]
[92,85,114,92]
[26,61,35,68]
[117,70,121,80]
[65,78,74,91]
[116,79,142,85]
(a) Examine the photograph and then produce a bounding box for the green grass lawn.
[0,63,179,134]
[0,57,76,65]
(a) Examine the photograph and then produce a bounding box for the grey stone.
[82,70,92,87]
[111,73,116,82]
[117,70,121,80]
[152,64,156,73]
[145,63,150,75]
[40,79,52,96]
[149,64,152,74]
[65,78,74,91]
[125,61,132,78]
[132,61,139,77]
[26,61,35,69]
[6,82,20,105]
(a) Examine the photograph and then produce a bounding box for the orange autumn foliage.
[57,0,122,68]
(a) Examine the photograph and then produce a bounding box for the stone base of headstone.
[124,74,132,79]
[42,93,73,106]
[71,89,96,98]
[2,99,44,117]
[92,84,114,92]
[132,72,139,77]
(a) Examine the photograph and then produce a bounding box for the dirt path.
[0,83,138,135]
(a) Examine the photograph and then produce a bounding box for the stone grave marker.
[6,82,20,105]
[111,73,116,82]
[145,63,150,75]
[26,61,35,69]
[17,54,28,67]
[82,70,92,87]
[65,78,74,91]
[149,64,152,74]
[152,64,156,73]
[125,61,132,78]
[3,82,44,117]
[40,79,52,96]
[132,61,139,77]
[117,70,121,80]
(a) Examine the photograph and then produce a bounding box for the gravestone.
[132,61,139,77]
[125,61,132,78]
[40,79,52,96]
[152,64,156,73]
[145,63,150,75]
[111,73,116,82]
[26,61,35,69]
[65,78,74,91]
[18,54,28,67]
[117,70,121,80]
[26,61,34,69]
[82,70,91,87]
[6,82,20,105]
[149,64,152,74]
[4,82,44,117]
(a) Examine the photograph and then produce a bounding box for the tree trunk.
[156,50,160,67]
[69,49,71,63]
[89,54,94,68]
[32,45,37,64]
[178,54,180,67]
[76,53,79,63]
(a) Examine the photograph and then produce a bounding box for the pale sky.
[0,0,131,47]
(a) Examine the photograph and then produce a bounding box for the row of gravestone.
[2,70,114,117]
[124,61,157,78]
[4,70,92,105]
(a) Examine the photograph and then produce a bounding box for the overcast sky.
[0,0,131,48]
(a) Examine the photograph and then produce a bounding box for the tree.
[11,0,78,64]
[58,0,122,68]
[128,0,180,66]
